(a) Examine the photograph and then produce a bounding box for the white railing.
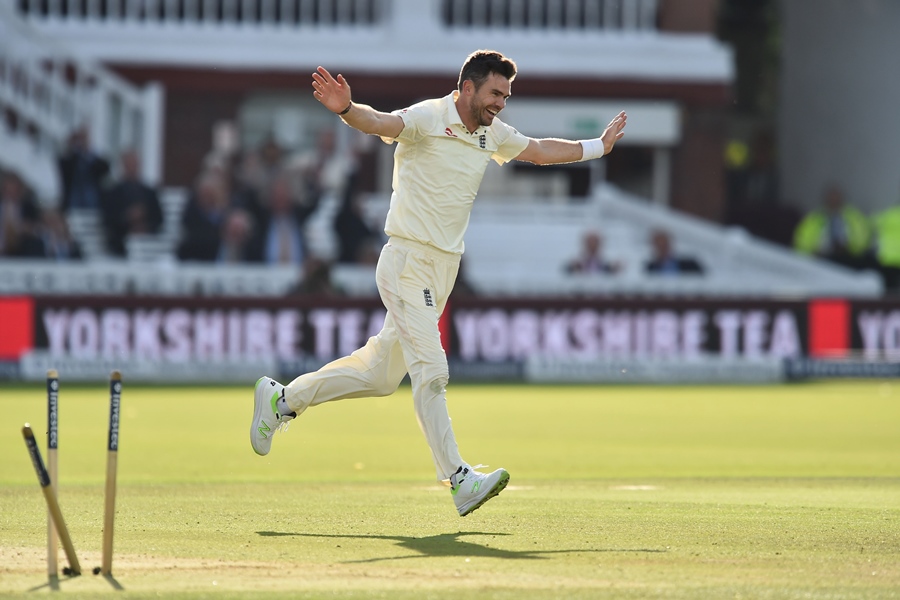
[442,0,658,31]
[18,0,382,27]
[16,0,657,32]
[14,0,726,83]
[0,259,300,296]
[0,3,164,203]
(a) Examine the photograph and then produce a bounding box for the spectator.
[565,230,621,274]
[38,210,82,261]
[291,128,356,200]
[101,149,164,256]
[258,174,315,265]
[0,171,44,258]
[793,184,871,268]
[871,200,900,292]
[218,208,259,263]
[288,127,358,259]
[291,256,342,296]
[236,135,286,205]
[177,171,230,262]
[724,130,800,246]
[644,229,704,275]
[220,150,277,239]
[333,186,380,264]
[726,130,779,210]
[58,126,110,213]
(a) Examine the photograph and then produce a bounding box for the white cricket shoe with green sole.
[250,376,294,456]
[450,465,510,516]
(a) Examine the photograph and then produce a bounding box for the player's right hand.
[312,66,352,115]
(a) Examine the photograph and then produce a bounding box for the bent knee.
[428,375,449,394]
[372,377,403,397]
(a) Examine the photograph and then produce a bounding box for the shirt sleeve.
[379,100,436,145]
[491,121,530,165]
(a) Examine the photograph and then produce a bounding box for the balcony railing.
[17,0,657,32]
[17,0,382,27]
[12,0,726,90]
[442,0,658,31]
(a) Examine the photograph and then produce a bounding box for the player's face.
[469,73,511,127]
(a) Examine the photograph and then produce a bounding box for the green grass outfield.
[1,381,898,599]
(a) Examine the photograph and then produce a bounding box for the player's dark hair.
[458,50,517,91]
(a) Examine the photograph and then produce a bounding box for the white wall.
[779,0,900,213]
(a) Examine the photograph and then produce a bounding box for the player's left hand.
[601,111,627,155]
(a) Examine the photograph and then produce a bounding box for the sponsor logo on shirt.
[444,127,458,138]
[423,288,434,307]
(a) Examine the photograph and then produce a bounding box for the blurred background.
[2,0,900,384]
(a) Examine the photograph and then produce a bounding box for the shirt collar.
[445,90,485,136]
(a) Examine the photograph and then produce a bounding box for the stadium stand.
[0,2,162,205]
[0,1,885,300]
[123,188,188,263]
[1,176,882,298]
[365,186,883,298]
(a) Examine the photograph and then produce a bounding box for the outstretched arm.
[515,111,627,165]
[312,66,404,139]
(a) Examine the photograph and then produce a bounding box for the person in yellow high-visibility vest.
[793,184,871,268]
[871,203,900,291]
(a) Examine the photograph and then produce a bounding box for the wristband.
[578,138,605,161]
[338,102,353,116]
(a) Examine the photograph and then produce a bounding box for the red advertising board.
[2,295,899,381]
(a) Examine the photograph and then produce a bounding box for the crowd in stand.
[1,126,156,261]
[565,228,705,277]
[7,123,900,293]
[0,125,385,295]
[0,169,82,261]
[173,127,384,294]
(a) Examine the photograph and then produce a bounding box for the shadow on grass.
[26,571,124,592]
[27,574,61,592]
[100,573,125,590]
[257,531,665,564]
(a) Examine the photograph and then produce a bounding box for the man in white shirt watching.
[250,49,627,517]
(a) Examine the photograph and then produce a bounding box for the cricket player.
[251,50,627,516]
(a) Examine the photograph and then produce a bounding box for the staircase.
[0,2,164,206]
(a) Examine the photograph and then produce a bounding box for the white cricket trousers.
[283,236,465,480]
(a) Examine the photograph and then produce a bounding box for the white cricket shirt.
[381,91,529,254]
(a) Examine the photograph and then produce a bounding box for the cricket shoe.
[250,376,294,456]
[450,465,510,517]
